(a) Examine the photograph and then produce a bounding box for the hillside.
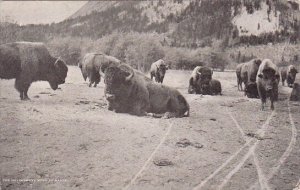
[1,0,299,47]
[65,0,299,46]
[69,1,120,19]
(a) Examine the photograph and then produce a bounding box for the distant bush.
[46,32,231,71]
[47,36,94,65]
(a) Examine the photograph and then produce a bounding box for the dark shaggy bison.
[209,79,222,95]
[236,62,244,91]
[78,53,121,87]
[104,64,189,118]
[257,59,280,110]
[0,42,68,100]
[240,58,262,98]
[150,59,168,83]
[280,65,298,87]
[290,83,300,101]
[188,66,213,94]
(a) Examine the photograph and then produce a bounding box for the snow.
[232,3,281,36]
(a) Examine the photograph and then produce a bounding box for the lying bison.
[240,58,262,98]
[236,62,244,91]
[188,66,213,94]
[104,64,189,118]
[0,42,68,100]
[280,65,298,87]
[150,59,168,83]
[78,53,121,87]
[257,59,280,110]
[209,79,222,95]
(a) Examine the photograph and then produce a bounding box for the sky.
[0,1,87,25]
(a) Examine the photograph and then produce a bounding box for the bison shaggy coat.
[0,42,68,100]
[104,64,189,118]
[257,59,280,110]
[78,53,121,87]
[280,65,298,87]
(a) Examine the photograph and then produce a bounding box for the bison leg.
[282,79,285,86]
[94,72,100,87]
[260,96,267,111]
[269,91,275,110]
[15,77,25,100]
[88,80,93,87]
[88,73,94,87]
[270,100,274,110]
[23,83,31,100]
[160,76,164,83]
[239,81,243,91]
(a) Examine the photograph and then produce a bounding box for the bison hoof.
[22,97,30,101]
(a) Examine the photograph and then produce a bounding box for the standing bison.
[240,58,262,98]
[280,65,298,87]
[257,59,280,110]
[188,66,213,95]
[236,62,244,91]
[150,59,168,83]
[290,83,300,101]
[78,53,121,87]
[0,42,68,100]
[104,64,189,118]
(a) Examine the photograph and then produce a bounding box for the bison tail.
[178,94,190,117]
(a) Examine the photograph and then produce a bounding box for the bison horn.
[125,70,134,81]
[54,57,61,65]
[196,70,201,76]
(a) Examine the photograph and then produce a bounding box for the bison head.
[48,58,68,90]
[156,61,168,79]
[245,82,259,98]
[254,59,262,66]
[104,65,134,104]
[197,67,213,83]
[287,67,298,86]
[257,68,280,94]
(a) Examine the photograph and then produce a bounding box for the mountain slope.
[1,0,299,47]
[69,1,120,19]
[65,0,298,45]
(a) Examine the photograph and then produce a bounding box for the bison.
[0,41,68,100]
[290,83,300,101]
[104,64,189,118]
[280,65,298,87]
[209,79,222,95]
[236,62,244,91]
[240,58,262,98]
[150,59,168,83]
[78,53,121,87]
[257,59,280,110]
[188,66,213,94]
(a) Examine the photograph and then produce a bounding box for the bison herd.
[0,41,299,117]
[236,58,298,110]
